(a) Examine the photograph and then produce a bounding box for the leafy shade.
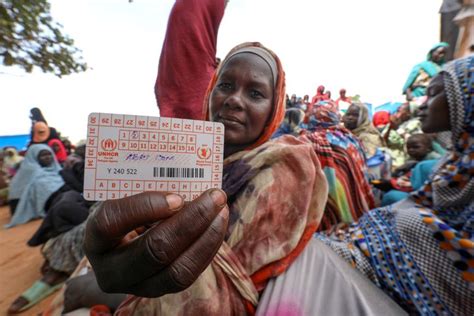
[0,0,86,77]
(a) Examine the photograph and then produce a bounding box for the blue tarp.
[0,134,30,150]
[374,102,403,114]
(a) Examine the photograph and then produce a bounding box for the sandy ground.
[0,206,55,315]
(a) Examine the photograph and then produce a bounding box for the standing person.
[311,85,327,105]
[336,88,351,114]
[29,107,60,145]
[402,42,449,101]
[454,0,474,58]
[155,0,227,119]
[343,102,385,158]
[324,90,332,100]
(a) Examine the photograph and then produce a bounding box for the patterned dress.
[316,55,474,315]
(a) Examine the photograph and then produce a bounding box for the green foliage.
[0,0,86,77]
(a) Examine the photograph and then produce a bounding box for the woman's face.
[343,105,360,130]
[431,46,446,64]
[38,150,53,167]
[417,74,451,134]
[209,53,274,155]
[51,143,60,153]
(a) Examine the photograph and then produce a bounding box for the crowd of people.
[1,0,472,315]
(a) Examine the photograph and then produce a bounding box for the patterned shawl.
[117,43,328,315]
[412,55,474,288]
[117,137,328,315]
[351,102,386,157]
[303,102,375,231]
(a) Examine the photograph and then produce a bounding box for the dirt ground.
[0,206,55,315]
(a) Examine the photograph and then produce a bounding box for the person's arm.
[155,0,226,120]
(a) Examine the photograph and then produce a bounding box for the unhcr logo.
[101,138,117,151]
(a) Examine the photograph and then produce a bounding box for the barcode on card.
[153,167,205,178]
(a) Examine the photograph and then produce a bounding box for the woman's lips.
[217,115,244,127]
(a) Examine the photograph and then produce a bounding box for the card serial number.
[107,168,138,175]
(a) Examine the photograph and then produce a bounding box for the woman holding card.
[84,41,330,315]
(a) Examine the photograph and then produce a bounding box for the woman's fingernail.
[166,194,183,210]
[218,206,229,220]
[210,189,227,207]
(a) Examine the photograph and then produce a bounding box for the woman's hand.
[63,271,126,313]
[83,189,229,298]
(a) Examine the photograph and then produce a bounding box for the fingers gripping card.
[84,113,224,201]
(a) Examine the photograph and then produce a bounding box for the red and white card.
[84,113,224,201]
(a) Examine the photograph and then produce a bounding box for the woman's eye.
[217,83,231,89]
[250,90,263,98]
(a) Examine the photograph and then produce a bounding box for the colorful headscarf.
[48,139,68,163]
[204,42,286,151]
[427,42,450,64]
[350,102,386,157]
[6,144,64,228]
[414,55,474,208]
[412,55,474,287]
[373,111,390,128]
[308,101,341,129]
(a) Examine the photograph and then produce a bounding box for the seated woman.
[2,147,23,178]
[304,101,375,229]
[311,55,473,315]
[83,42,330,315]
[402,42,449,101]
[373,133,440,206]
[343,102,386,158]
[7,149,94,313]
[5,144,65,225]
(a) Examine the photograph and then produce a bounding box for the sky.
[0,0,443,143]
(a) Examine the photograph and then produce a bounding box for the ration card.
[83,113,224,201]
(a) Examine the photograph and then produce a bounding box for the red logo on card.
[101,138,117,151]
[197,146,211,159]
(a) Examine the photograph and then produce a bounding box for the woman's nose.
[224,91,244,111]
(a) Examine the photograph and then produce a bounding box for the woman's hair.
[203,42,286,150]
[30,107,47,123]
